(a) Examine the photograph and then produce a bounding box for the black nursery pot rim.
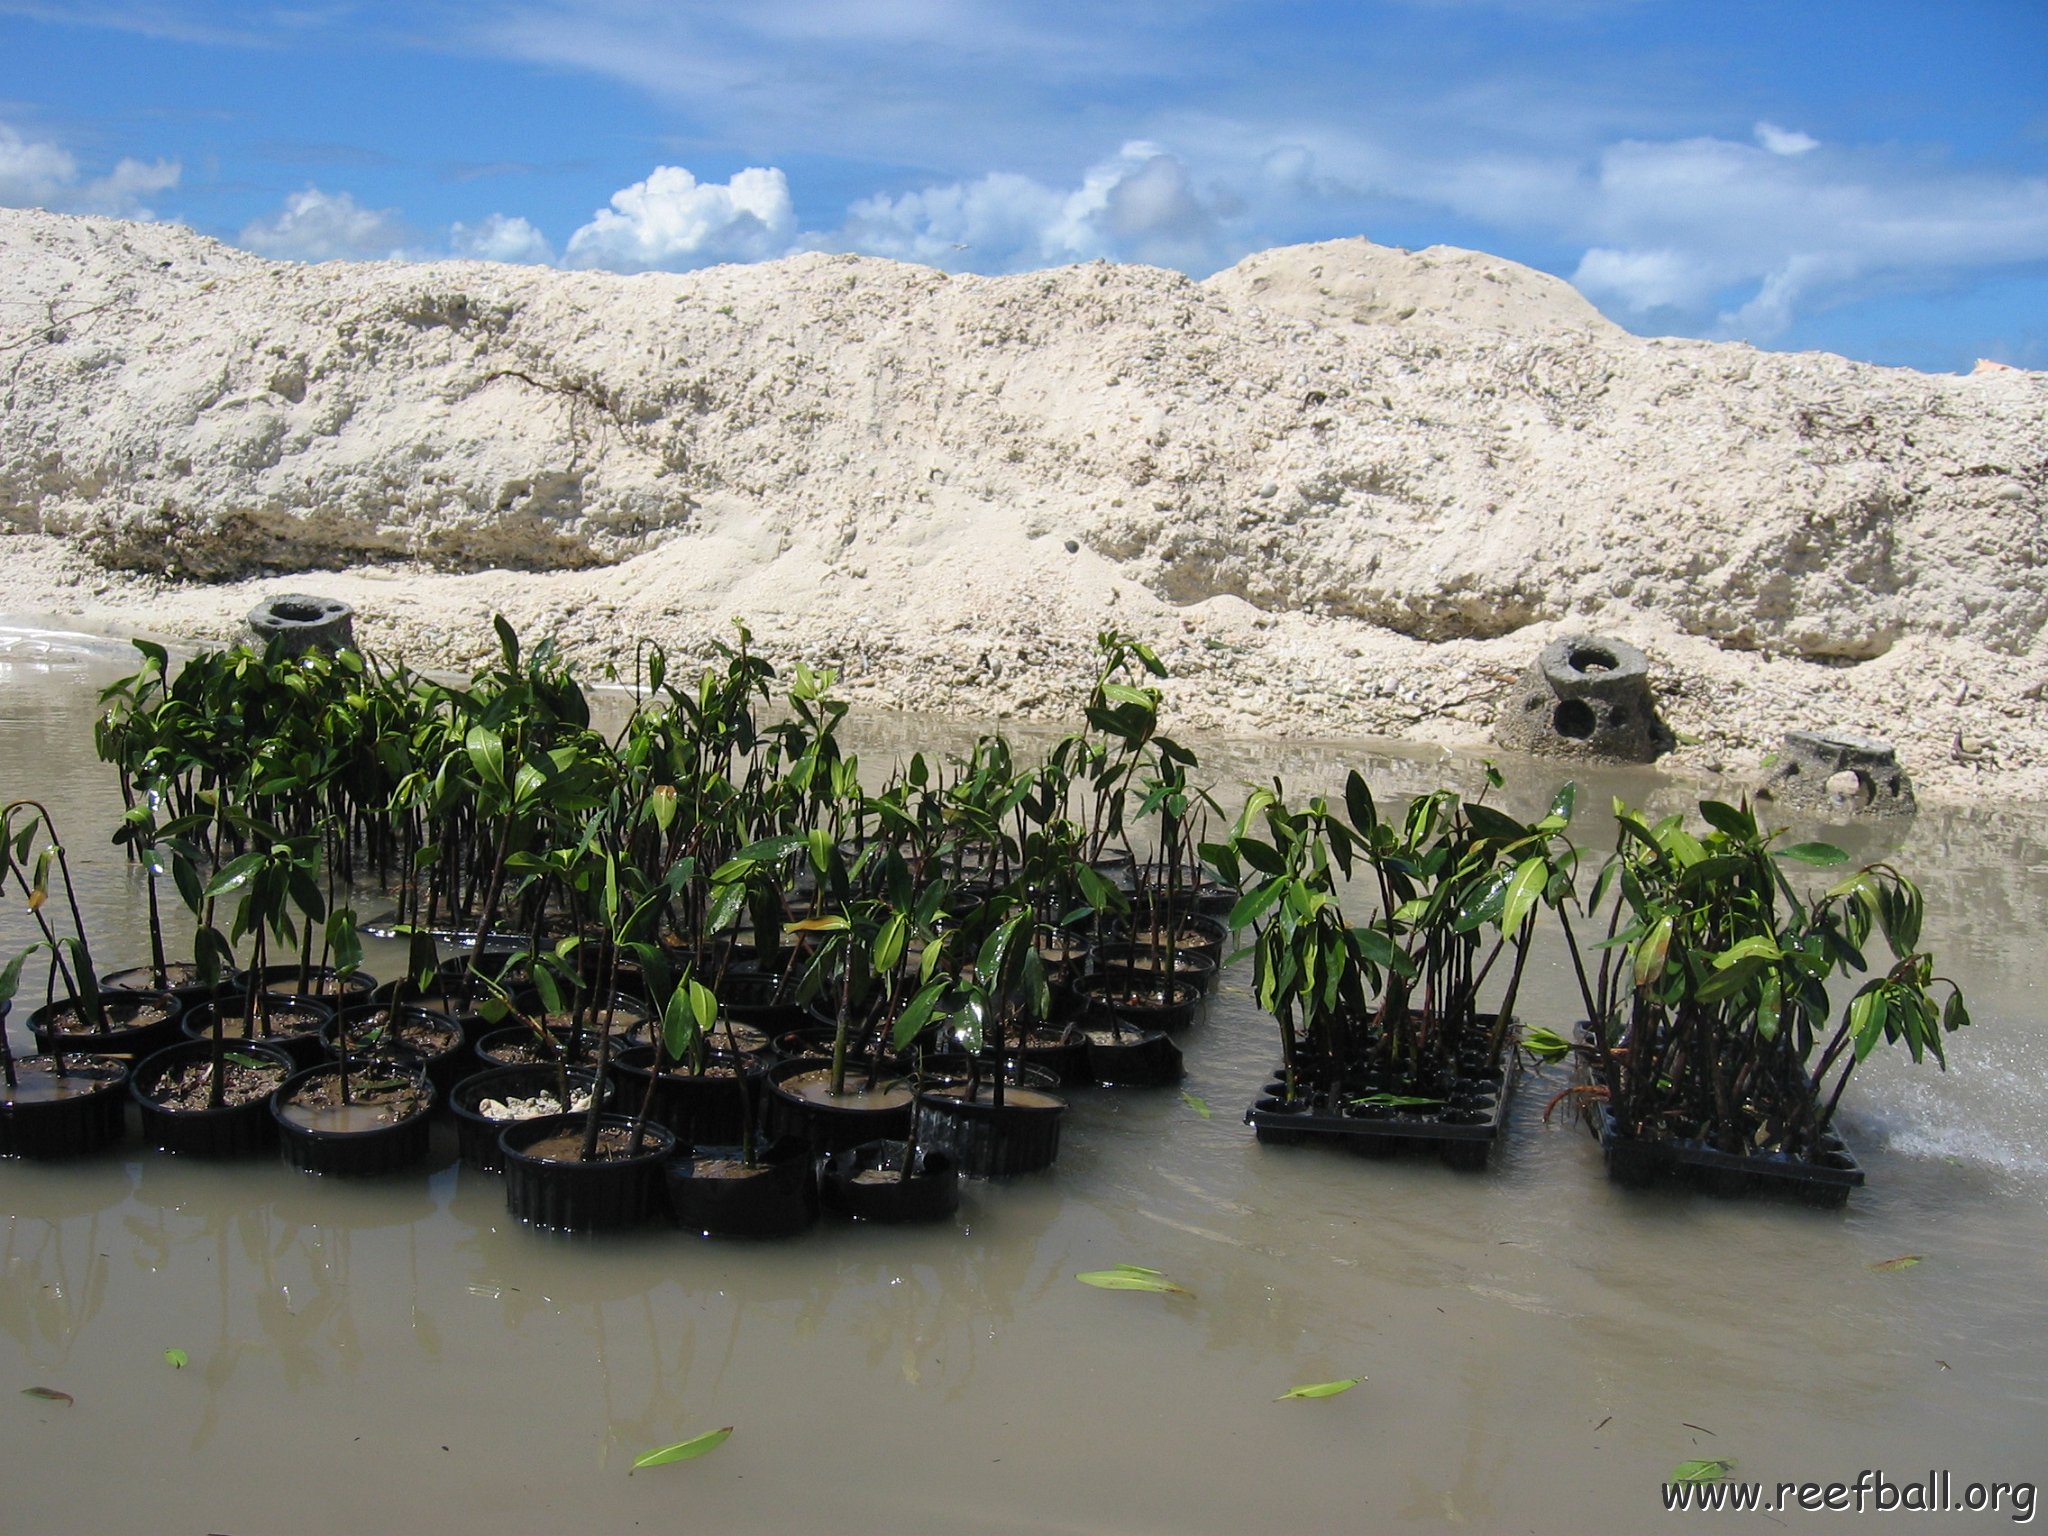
[448,1063,608,1172]
[270,1059,437,1135]
[0,1053,131,1159]
[132,1038,295,1105]
[664,1137,819,1238]
[499,1114,678,1232]
[30,988,186,1051]
[130,1039,295,1155]
[498,1112,675,1168]
[819,1138,961,1223]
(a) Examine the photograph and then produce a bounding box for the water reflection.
[2,634,2047,1535]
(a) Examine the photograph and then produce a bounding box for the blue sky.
[2,0,2042,372]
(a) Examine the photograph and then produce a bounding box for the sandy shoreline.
[3,529,2039,812]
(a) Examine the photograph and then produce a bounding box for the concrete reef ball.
[247,593,356,657]
[1492,634,1672,763]
[1756,730,1916,818]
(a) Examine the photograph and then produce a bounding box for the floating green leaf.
[1774,841,1849,867]
[1275,1377,1361,1401]
[1181,1091,1212,1119]
[21,1386,72,1404]
[163,1348,189,1369]
[1076,1265,1191,1296]
[631,1426,733,1471]
[1870,1254,1923,1273]
[1672,1458,1735,1484]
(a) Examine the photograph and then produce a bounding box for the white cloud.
[0,121,179,218]
[1571,246,1719,314]
[238,186,410,262]
[1556,131,2048,338]
[450,212,553,264]
[828,141,1238,272]
[1754,121,1819,157]
[564,165,795,272]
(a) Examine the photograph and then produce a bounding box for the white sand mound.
[1,209,2043,804]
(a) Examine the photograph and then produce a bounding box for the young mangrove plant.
[1577,796,1971,1165]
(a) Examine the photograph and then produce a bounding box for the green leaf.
[1234,837,1285,878]
[465,725,506,790]
[1343,771,1377,835]
[1943,990,1972,1034]
[1498,856,1548,937]
[202,850,266,899]
[163,1348,189,1369]
[661,987,698,1059]
[1696,800,1754,840]
[1227,879,1286,933]
[1546,781,1577,827]
[1275,1377,1362,1401]
[873,913,907,973]
[1181,1091,1212,1119]
[631,1426,733,1470]
[1672,1459,1735,1485]
[1634,914,1673,988]
[1076,1266,1191,1296]
[1774,841,1849,867]
[890,978,950,1051]
[1849,987,1890,1061]
[20,1386,72,1404]
[1713,935,1781,969]
[1869,1254,1923,1273]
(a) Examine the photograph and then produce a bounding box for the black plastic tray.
[1244,1054,1520,1171]
[1598,1109,1864,1206]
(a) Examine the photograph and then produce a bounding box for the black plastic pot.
[30,990,185,1062]
[1091,941,1220,998]
[1075,1018,1183,1086]
[371,976,517,1050]
[0,1051,129,1160]
[252,964,379,1002]
[714,965,812,1038]
[914,1082,1067,1177]
[500,1114,677,1232]
[448,1063,608,1173]
[665,1138,818,1237]
[1114,907,1230,960]
[612,1046,759,1145]
[130,1039,294,1157]
[1032,934,1092,992]
[100,963,234,1014]
[324,1004,468,1097]
[1013,1027,1093,1087]
[473,1010,650,1069]
[1074,973,1202,1033]
[819,1139,959,1222]
[271,1059,436,1175]
[182,995,335,1070]
[764,1056,916,1155]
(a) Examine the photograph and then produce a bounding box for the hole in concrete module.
[1566,644,1617,674]
[1553,700,1596,739]
[272,601,327,623]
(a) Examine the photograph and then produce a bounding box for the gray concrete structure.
[1756,729,1916,817]
[248,593,356,656]
[1493,634,1671,762]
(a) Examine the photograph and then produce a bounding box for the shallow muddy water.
[1,626,2044,1533]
